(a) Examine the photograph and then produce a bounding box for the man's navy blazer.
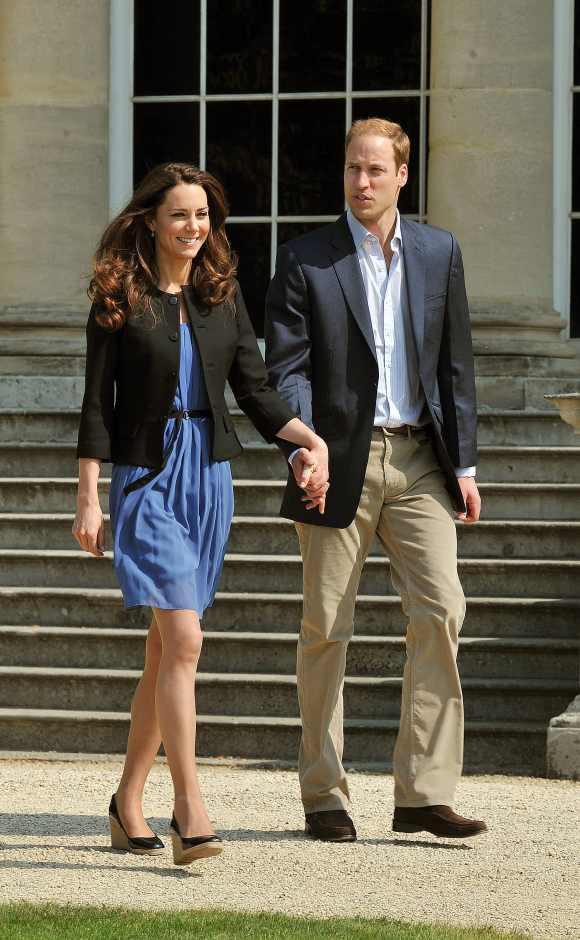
[264,212,477,528]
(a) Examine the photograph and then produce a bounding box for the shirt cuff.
[455,466,476,478]
[288,448,301,467]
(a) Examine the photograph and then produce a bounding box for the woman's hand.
[72,498,106,557]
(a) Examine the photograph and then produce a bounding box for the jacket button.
[169,332,178,341]
[170,370,177,377]
[168,296,178,305]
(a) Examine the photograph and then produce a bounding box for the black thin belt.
[123,408,212,496]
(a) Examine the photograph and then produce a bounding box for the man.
[264,118,487,842]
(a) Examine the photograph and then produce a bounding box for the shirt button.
[169,332,178,341]
[168,296,178,305]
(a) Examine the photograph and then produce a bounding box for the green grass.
[0,903,530,940]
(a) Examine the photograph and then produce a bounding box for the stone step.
[1,432,580,485]
[0,549,578,597]
[2,406,580,448]
[1,586,577,638]
[1,626,577,681]
[0,666,573,725]
[2,513,578,559]
[0,707,547,773]
[1,478,579,521]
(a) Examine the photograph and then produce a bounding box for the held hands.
[456,476,481,524]
[291,435,329,514]
[72,499,106,556]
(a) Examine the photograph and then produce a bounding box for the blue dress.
[108,323,234,616]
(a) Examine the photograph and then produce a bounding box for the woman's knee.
[154,610,203,665]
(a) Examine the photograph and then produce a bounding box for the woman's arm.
[72,457,106,556]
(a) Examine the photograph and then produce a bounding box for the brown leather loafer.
[305,810,357,842]
[393,805,488,839]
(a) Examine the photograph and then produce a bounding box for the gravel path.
[0,756,577,938]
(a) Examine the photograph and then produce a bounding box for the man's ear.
[398,164,409,188]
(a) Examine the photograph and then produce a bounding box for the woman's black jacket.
[75,281,296,469]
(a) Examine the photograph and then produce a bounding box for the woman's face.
[147,183,211,263]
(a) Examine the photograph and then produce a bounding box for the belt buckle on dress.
[182,410,190,420]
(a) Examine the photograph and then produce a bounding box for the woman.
[73,162,329,866]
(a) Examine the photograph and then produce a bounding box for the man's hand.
[456,477,481,524]
[291,436,329,514]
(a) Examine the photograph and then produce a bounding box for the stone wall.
[0,0,109,307]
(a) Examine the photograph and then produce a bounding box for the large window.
[113,0,431,333]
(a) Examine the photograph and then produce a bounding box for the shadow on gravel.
[0,860,199,878]
[360,838,473,851]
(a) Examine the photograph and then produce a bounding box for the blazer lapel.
[401,217,426,371]
[329,215,377,364]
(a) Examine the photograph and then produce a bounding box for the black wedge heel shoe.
[108,793,165,855]
[169,812,223,865]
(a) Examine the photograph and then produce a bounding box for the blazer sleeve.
[227,281,296,443]
[264,242,314,461]
[437,236,478,469]
[76,303,119,462]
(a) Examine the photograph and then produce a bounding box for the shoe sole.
[170,828,223,865]
[109,815,165,855]
[305,824,356,843]
[392,820,488,839]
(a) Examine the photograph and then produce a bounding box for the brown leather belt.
[373,424,430,438]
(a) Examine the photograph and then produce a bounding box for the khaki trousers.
[295,427,466,811]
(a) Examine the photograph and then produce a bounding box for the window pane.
[573,95,580,213]
[207,0,272,94]
[226,224,271,335]
[351,97,421,214]
[134,2,200,96]
[278,100,345,214]
[206,102,271,216]
[354,0,422,91]
[279,0,346,93]
[133,104,200,188]
[571,221,580,339]
[277,222,327,250]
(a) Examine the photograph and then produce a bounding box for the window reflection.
[279,0,346,93]
[226,224,271,334]
[133,104,200,188]
[207,0,272,94]
[278,100,345,215]
[277,223,329,249]
[134,2,200,96]
[206,102,272,216]
[354,0,422,91]
[352,97,420,214]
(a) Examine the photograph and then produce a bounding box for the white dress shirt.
[289,209,475,478]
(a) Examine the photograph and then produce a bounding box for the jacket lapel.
[401,217,426,372]
[329,214,377,364]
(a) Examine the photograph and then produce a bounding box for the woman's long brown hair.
[89,163,238,330]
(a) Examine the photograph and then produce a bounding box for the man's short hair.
[345,118,410,171]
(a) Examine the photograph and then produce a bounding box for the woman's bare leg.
[114,614,163,836]
[153,607,214,837]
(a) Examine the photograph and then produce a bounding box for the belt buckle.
[182,410,190,420]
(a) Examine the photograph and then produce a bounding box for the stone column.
[428,1,578,409]
[0,0,109,307]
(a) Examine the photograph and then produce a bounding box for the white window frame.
[553,0,575,335]
[109,0,431,277]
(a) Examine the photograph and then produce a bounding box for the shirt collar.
[346,207,402,253]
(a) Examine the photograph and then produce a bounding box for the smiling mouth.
[176,237,199,244]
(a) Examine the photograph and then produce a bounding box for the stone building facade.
[0,1,578,773]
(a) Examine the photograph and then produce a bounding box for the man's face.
[344,135,408,224]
